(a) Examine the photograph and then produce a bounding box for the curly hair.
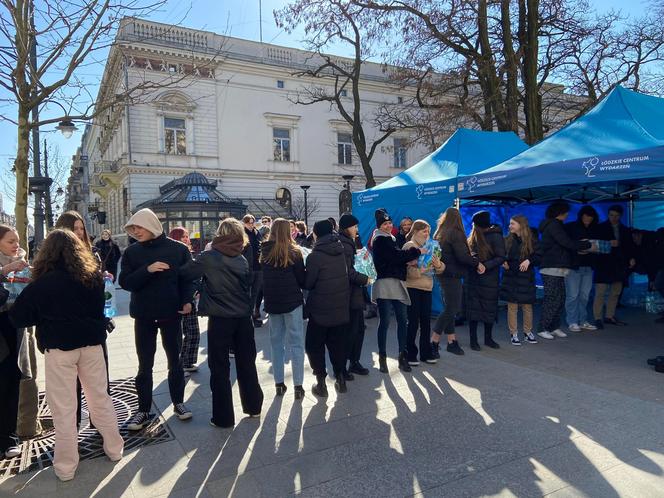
[32,229,102,288]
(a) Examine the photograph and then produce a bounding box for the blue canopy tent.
[457,86,664,207]
[352,128,528,245]
[352,129,528,313]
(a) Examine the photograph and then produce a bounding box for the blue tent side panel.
[459,86,664,197]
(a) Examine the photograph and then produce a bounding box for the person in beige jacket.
[403,220,445,366]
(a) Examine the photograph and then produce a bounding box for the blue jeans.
[376,299,408,356]
[564,266,593,325]
[268,305,305,386]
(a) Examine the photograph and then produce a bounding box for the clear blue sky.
[0,0,649,214]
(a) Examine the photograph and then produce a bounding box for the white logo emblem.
[415,185,424,200]
[466,176,478,193]
[357,193,364,205]
[583,157,599,178]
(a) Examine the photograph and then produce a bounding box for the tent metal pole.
[629,195,635,227]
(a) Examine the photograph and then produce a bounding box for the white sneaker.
[552,329,568,338]
[568,323,581,332]
[538,331,554,340]
[580,321,597,330]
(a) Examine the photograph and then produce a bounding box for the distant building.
[76,18,433,246]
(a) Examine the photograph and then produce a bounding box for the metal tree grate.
[0,377,174,478]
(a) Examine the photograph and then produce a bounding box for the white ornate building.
[77,18,431,243]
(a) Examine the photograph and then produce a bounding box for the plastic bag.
[418,239,441,276]
[645,291,664,314]
[3,267,32,304]
[354,247,377,281]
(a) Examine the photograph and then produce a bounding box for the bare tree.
[0,1,212,249]
[290,195,321,223]
[274,0,397,188]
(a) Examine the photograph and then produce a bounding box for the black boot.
[311,375,328,397]
[378,354,388,373]
[446,340,465,355]
[484,325,500,349]
[275,383,287,396]
[342,368,355,381]
[335,372,347,393]
[349,361,370,375]
[470,333,481,351]
[398,352,412,372]
[469,322,481,351]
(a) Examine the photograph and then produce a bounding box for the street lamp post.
[300,185,310,229]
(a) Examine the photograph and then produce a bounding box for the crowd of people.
[0,200,663,482]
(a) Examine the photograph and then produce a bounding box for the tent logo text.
[582,157,599,178]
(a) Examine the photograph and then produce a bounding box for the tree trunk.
[478,0,509,131]
[501,0,520,133]
[522,0,543,144]
[14,106,30,251]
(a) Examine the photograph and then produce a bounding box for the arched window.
[276,187,292,212]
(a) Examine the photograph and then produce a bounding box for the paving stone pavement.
[2,289,664,497]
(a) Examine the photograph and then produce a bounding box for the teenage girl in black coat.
[465,211,506,350]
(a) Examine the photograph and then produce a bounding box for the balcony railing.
[119,19,210,51]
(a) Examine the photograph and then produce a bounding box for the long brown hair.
[406,219,430,244]
[32,229,102,288]
[55,210,91,251]
[260,218,300,268]
[468,224,493,261]
[505,214,534,260]
[434,207,467,247]
[0,224,16,242]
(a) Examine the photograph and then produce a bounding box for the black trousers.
[347,308,365,365]
[134,317,185,413]
[0,313,20,451]
[305,319,347,378]
[539,275,566,332]
[250,271,263,315]
[406,288,432,360]
[207,316,263,427]
[434,277,463,335]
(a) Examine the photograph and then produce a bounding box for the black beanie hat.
[375,208,391,228]
[339,213,359,230]
[313,219,334,238]
[472,210,491,229]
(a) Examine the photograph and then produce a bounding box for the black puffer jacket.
[339,232,369,310]
[245,227,262,271]
[537,218,591,270]
[565,220,600,269]
[500,232,540,304]
[594,221,634,283]
[181,239,252,319]
[261,241,306,314]
[304,234,349,327]
[10,269,107,352]
[437,229,478,279]
[465,226,506,323]
[119,234,195,320]
[372,232,420,281]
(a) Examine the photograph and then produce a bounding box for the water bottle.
[104,274,116,318]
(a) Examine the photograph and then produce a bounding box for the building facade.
[77,18,432,243]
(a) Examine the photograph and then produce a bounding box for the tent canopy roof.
[459,86,664,203]
[372,128,528,191]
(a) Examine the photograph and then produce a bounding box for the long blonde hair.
[505,214,534,260]
[406,219,430,244]
[434,207,467,247]
[260,218,300,268]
